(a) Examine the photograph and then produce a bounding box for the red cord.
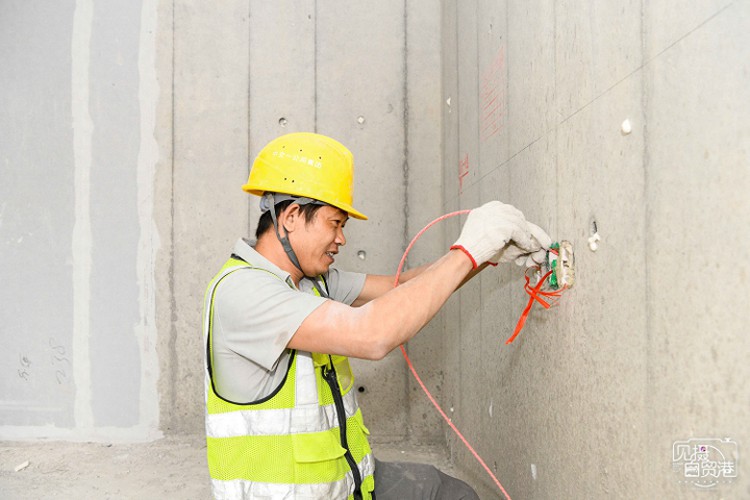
[394,211,471,282]
[394,210,512,500]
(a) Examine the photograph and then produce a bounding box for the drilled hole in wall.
[588,218,601,252]
[357,386,366,393]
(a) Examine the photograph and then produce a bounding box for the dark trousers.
[372,459,480,500]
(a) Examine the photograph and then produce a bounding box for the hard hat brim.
[242,184,368,220]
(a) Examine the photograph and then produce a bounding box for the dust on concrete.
[0,435,209,499]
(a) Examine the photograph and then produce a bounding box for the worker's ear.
[280,203,302,233]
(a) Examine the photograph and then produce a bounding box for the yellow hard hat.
[243,132,368,220]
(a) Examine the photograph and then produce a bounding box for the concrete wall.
[0,0,162,441]
[1,0,442,444]
[439,1,749,498]
[167,0,443,439]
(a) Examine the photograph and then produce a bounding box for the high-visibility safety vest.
[203,257,376,499]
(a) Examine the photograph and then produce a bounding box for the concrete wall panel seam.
[136,0,162,436]
[71,0,95,431]
[400,0,411,439]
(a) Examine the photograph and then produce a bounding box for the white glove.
[451,201,535,268]
[489,222,552,267]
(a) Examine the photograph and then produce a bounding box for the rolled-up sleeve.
[324,268,366,305]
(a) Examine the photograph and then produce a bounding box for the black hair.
[255,200,325,239]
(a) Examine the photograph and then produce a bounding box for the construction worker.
[202,132,551,499]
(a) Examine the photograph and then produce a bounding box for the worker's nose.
[335,227,346,246]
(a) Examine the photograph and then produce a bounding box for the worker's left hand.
[489,222,552,267]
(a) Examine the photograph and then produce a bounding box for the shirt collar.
[232,238,295,287]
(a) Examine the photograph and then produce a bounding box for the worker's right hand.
[489,221,551,267]
[451,201,536,269]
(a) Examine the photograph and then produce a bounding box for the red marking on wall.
[480,46,506,143]
[458,153,469,193]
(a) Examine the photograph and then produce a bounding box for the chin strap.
[265,193,330,298]
[310,277,330,298]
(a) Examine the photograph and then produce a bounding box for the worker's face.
[286,205,348,277]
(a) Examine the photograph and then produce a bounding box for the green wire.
[547,242,560,290]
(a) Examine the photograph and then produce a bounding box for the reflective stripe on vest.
[211,454,374,500]
[203,258,375,500]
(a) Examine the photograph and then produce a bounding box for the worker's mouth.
[325,251,336,262]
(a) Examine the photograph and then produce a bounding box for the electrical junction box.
[544,240,575,289]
